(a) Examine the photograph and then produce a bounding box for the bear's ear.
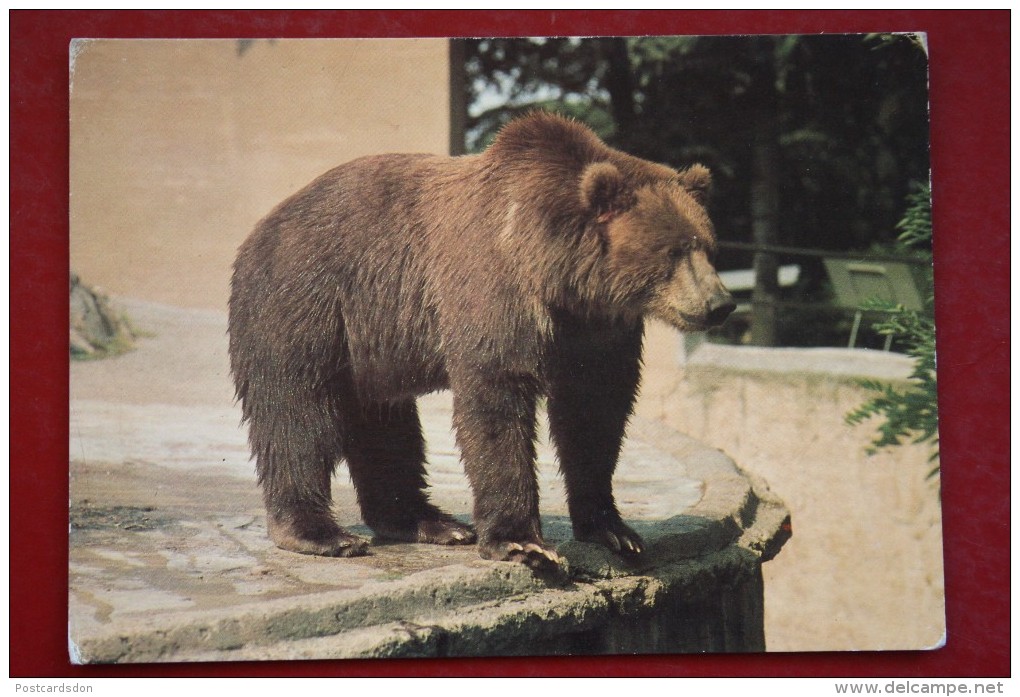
[580,162,636,223]
[675,163,713,204]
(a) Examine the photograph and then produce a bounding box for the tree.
[457,34,930,347]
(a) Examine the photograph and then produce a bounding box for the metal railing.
[717,241,931,267]
[714,241,931,350]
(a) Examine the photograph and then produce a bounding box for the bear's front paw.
[479,540,561,571]
[575,519,645,558]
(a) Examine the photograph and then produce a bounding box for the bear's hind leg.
[345,399,476,546]
[252,383,369,558]
[265,502,369,558]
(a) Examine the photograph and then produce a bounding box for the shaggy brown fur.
[229,112,733,569]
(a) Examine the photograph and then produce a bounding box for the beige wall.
[70,39,451,310]
[637,325,945,651]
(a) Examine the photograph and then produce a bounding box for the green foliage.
[71,335,135,361]
[459,34,931,348]
[459,34,931,256]
[462,37,616,151]
[845,185,939,470]
[896,184,935,251]
[845,301,938,455]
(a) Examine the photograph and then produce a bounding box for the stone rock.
[70,273,135,358]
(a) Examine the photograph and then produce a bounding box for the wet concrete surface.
[68,299,788,662]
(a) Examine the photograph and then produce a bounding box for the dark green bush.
[845,185,938,472]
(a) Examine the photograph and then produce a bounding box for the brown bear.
[229,112,734,570]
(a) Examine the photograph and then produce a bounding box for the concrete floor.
[69,299,789,663]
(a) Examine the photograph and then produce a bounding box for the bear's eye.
[667,235,703,261]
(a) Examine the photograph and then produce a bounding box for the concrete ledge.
[637,323,945,652]
[70,451,787,662]
[69,300,790,662]
[684,340,915,382]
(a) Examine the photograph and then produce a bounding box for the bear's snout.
[706,290,736,327]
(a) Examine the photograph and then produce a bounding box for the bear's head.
[579,161,735,331]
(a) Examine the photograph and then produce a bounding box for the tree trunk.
[448,40,467,156]
[601,38,637,146]
[749,41,782,347]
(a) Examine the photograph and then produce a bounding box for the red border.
[11,10,1009,677]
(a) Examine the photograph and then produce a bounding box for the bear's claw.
[484,540,561,571]
[576,520,645,558]
[326,534,372,557]
[281,531,371,558]
[267,516,371,557]
[371,517,477,546]
[415,518,477,545]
